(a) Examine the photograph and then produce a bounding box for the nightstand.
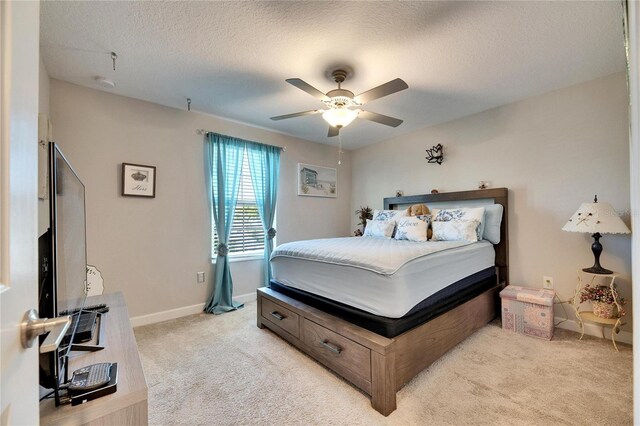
[571,270,626,351]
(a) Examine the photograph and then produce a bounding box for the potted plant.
[354,206,373,236]
[580,284,626,319]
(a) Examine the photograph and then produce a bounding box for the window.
[212,151,265,257]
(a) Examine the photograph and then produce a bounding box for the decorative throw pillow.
[415,214,432,226]
[372,209,408,222]
[394,217,428,242]
[431,207,485,239]
[363,220,396,239]
[416,214,433,240]
[431,220,479,242]
[481,204,503,244]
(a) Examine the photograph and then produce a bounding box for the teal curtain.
[246,142,281,287]
[204,133,245,314]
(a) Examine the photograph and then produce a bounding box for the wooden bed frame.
[257,188,509,416]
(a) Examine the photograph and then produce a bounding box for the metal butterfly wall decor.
[426,144,444,165]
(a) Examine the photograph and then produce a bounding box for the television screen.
[51,144,88,319]
[39,142,89,392]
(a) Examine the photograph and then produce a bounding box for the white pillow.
[482,204,503,244]
[432,220,479,242]
[363,220,395,238]
[372,209,408,222]
[394,217,428,242]
[431,207,485,239]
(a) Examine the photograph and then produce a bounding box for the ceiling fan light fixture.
[275,71,407,135]
[322,108,358,128]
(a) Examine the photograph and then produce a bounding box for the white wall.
[351,72,632,333]
[39,56,49,115]
[48,79,352,317]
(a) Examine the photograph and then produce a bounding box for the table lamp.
[562,195,631,274]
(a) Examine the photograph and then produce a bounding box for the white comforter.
[271,237,472,275]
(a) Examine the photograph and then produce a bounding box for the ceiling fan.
[271,69,408,137]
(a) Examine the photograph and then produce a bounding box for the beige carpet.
[134,301,632,425]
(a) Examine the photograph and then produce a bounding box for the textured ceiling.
[40,1,626,149]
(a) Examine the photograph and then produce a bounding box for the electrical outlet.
[543,276,554,289]
[197,272,205,283]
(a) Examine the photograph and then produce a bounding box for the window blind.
[212,152,265,256]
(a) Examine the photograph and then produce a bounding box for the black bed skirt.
[270,267,497,338]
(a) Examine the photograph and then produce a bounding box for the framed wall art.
[298,163,337,198]
[122,163,156,198]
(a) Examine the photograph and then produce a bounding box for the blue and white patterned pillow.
[432,220,479,242]
[372,209,408,222]
[431,207,484,239]
[363,220,396,239]
[394,217,428,242]
[432,207,484,222]
[415,214,432,227]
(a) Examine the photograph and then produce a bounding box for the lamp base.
[582,266,613,275]
[583,233,612,275]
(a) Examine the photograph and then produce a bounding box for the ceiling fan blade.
[354,78,408,104]
[286,78,330,102]
[270,110,322,121]
[328,126,340,137]
[358,110,404,127]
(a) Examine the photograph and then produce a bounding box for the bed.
[256,188,509,416]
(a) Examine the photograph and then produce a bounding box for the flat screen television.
[39,142,89,394]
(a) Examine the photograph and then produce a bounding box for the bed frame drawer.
[302,318,371,381]
[261,297,299,338]
[258,285,498,416]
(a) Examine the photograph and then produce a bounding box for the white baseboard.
[131,292,257,327]
[234,292,258,304]
[555,316,632,345]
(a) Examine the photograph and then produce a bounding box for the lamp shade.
[562,201,631,234]
[322,108,358,128]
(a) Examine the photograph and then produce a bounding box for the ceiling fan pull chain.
[338,132,343,165]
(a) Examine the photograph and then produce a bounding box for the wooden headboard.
[384,188,509,285]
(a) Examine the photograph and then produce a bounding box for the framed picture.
[122,163,156,198]
[298,163,337,198]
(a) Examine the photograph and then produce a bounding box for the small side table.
[571,270,625,351]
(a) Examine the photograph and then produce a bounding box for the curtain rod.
[196,129,286,151]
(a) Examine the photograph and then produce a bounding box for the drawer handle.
[270,311,285,321]
[319,339,342,355]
